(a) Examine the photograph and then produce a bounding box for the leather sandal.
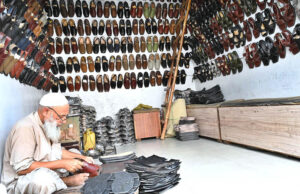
[274,32,286,58]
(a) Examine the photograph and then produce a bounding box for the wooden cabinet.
[219,105,300,158]
[133,109,161,140]
[186,104,221,140]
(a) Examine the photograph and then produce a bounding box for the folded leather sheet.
[125,155,181,193]
[81,172,140,194]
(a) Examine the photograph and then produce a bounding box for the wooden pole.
[161,0,192,140]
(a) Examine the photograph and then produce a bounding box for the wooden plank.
[219,105,300,158]
[187,107,221,140]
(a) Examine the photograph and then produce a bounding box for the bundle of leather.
[126,155,181,193]
[189,85,224,104]
[175,117,200,141]
[99,151,136,164]
[81,172,140,194]
[175,85,224,105]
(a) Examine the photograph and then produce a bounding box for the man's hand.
[82,156,94,164]
[62,159,83,173]
[62,173,89,187]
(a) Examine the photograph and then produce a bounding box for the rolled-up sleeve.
[9,125,36,173]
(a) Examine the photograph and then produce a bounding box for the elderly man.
[1,93,93,194]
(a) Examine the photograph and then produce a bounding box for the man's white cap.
[39,93,69,107]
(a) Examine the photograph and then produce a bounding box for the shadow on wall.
[0,75,46,174]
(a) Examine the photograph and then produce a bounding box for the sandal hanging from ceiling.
[281,29,300,54]
[291,0,300,19]
[256,0,267,10]
[258,39,271,66]
[265,36,279,64]
[248,17,260,38]
[263,8,276,35]
[243,20,252,42]
[232,51,243,73]
[274,32,287,58]
[292,24,300,49]
[278,1,296,28]
[272,3,287,31]
[255,12,268,37]
[226,52,237,74]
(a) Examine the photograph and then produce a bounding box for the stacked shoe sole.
[126,155,181,193]
[116,108,136,144]
[80,105,96,130]
[81,171,140,194]
[175,117,200,141]
[94,116,118,156]
[99,151,136,164]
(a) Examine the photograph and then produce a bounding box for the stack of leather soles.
[126,155,181,193]
[175,117,200,141]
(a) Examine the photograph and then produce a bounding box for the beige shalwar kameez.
[1,112,67,194]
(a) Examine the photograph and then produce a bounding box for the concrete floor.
[116,138,300,194]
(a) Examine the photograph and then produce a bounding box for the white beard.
[44,119,61,143]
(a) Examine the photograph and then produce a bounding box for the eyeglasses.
[46,106,68,122]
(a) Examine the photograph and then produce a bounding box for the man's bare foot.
[62,173,89,187]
